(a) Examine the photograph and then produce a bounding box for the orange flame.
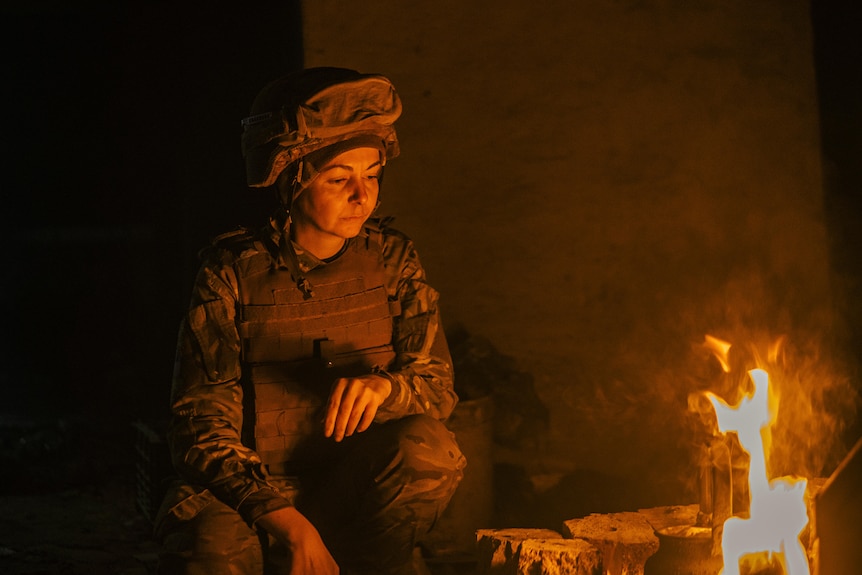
[704,334,733,373]
[707,368,810,575]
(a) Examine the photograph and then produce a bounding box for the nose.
[349,176,370,204]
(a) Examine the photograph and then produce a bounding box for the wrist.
[371,368,395,398]
[256,506,313,542]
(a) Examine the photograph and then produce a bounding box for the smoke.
[573,261,860,506]
[677,266,860,485]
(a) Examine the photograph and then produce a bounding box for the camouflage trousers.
[155,414,465,575]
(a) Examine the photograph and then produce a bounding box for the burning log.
[705,368,812,575]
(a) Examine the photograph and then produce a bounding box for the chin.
[333,227,359,240]
[339,218,368,236]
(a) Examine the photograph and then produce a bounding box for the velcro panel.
[272,277,367,303]
[241,315,394,365]
[241,286,389,334]
[251,379,325,409]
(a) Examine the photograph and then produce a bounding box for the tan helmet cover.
[241,67,401,188]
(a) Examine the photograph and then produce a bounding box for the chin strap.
[272,208,315,300]
[268,163,314,299]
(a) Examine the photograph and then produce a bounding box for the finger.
[333,381,362,441]
[324,379,348,438]
[343,393,371,438]
[355,400,377,434]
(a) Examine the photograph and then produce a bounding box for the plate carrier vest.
[224,221,399,475]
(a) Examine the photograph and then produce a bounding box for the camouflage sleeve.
[374,227,459,422]
[167,248,291,526]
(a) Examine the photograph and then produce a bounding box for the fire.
[706,368,811,575]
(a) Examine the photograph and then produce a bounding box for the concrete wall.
[303,1,851,504]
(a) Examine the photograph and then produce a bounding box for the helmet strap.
[269,179,314,300]
[275,161,305,212]
[270,207,314,299]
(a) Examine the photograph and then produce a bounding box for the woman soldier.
[155,67,465,575]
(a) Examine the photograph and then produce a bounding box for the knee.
[155,483,262,575]
[392,415,466,481]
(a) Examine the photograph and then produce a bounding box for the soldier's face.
[293,147,382,245]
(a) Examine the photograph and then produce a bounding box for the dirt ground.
[0,486,159,575]
[0,416,159,575]
[0,487,478,575]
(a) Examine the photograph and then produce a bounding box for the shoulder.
[198,226,269,266]
[211,227,260,253]
[190,227,274,301]
[195,227,278,285]
[365,215,414,252]
[365,217,430,288]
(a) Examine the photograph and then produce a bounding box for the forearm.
[169,393,292,524]
[375,358,457,421]
[168,318,292,525]
[375,308,458,422]
[377,230,459,421]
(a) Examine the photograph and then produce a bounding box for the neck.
[291,226,346,260]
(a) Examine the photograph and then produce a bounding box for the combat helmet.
[241,67,402,189]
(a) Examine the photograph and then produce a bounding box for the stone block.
[636,504,699,532]
[562,512,659,575]
[517,538,601,575]
[476,528,563,575]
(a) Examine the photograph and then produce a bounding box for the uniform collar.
[266,212,364,273]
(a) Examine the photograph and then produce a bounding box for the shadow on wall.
[446,323,550,452]
[445,324,656,530]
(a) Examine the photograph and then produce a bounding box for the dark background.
[2,3,303,431]
[1,4,305,500]
[1,0,860,497]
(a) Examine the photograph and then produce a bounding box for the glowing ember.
[707,368,810,575]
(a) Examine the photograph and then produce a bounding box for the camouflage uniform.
[155,212,465,575]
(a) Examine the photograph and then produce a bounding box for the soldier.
[154,67,466,575]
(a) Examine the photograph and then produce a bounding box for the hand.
[256,507,339,575]
[324,374,392,442]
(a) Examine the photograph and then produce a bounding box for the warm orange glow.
[707,368,810,575]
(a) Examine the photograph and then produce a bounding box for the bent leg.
[300,414,466,575]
